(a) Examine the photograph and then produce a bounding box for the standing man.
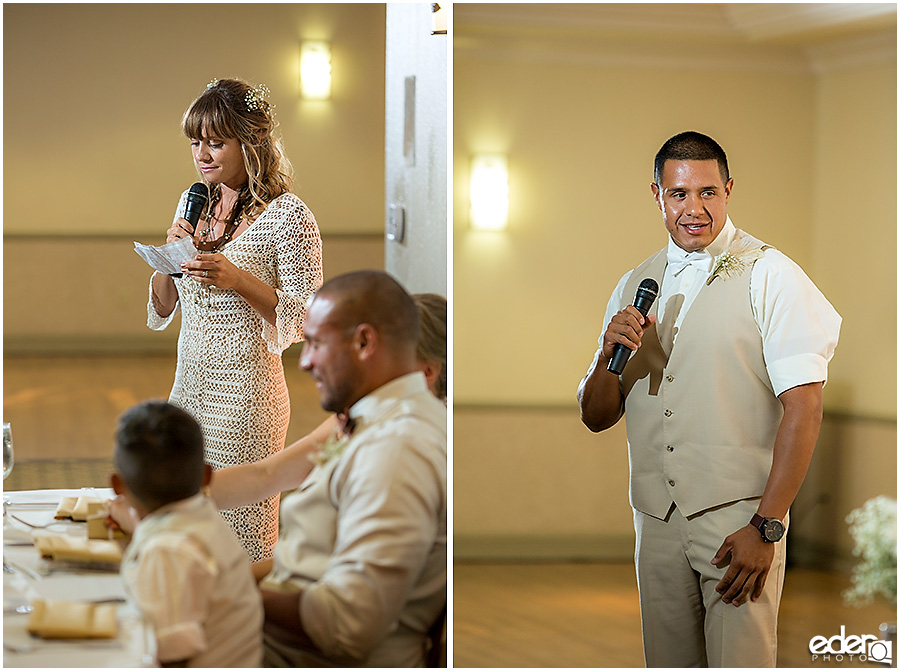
[577,131,840,667]
[260,270,446,667]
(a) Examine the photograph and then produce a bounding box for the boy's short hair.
[114,401,206,510]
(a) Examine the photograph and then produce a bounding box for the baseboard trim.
[786,537,853,573]
[454,532,855,571]
[454,533,635,562]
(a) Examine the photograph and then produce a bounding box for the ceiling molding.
[454,3,737,38]
[455,34,813,76]
[721,3,897,43]
[455,3,897,49]
[805,28,897,73]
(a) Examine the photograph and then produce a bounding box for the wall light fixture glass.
[470,154,509,231]
[301,41,332,100]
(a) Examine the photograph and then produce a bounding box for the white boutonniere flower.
[706,236,765,286]
[309,429,351,468]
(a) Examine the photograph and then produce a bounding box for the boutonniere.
[706,236,765,285]
[308,429,351,468]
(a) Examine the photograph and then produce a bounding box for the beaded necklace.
[196,191,243,253]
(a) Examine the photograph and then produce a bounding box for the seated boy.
[111,400,263,667]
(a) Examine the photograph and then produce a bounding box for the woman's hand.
[166,217,196,244]
[181,253,243,290]
[180,251,279,325]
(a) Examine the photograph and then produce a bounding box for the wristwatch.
[750,513,785,542]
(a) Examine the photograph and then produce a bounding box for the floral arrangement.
[844,496,897,606]
[706,236,765,285]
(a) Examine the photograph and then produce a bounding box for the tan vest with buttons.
[620,230,782,520]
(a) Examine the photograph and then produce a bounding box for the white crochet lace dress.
[148,191,323,562]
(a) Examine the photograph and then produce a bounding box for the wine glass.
[3,422,14,481]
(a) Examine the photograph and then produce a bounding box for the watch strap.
[750,513,784,542]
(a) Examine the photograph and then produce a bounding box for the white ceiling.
[455,3,897,47]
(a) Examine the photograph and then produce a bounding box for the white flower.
[706,236,765,286]
[308,429,351,468]
[844,496,897,606]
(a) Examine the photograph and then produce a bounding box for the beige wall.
[811,48,897,419]
[3,3,388,352]
[453,6,896,564]
[3,3,386,237]
[3,235,384,353]
[452,45,827,406]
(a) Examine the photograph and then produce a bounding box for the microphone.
[607,278,659,375]
[169,183,208,278]
[183,182,209,232]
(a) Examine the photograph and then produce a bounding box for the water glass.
[3,422,14,480]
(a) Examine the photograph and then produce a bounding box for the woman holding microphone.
[149,78,323,562]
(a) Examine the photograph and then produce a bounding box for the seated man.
[261,270,447,667]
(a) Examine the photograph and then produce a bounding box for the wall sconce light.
[469,154,509,231]
[300,41,332,100]
[432,3,447,35]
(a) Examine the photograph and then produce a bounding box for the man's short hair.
[654,131,730,186]
[114,401,206,510]
[315,270,420,351]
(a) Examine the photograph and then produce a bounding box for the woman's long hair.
[182,78,293,221]
[413,293,448,402]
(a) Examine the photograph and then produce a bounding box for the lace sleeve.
[146,192,188,331]
[147,272,181,330]
[261,194,323,354]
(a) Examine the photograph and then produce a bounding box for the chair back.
[425,602,447,667]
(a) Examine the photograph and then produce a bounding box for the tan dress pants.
[633,499,788,667]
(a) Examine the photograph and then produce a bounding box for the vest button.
[668,479,675,487]
[664,409,673,417]
[667,445,674,452]
[666,374,675,383]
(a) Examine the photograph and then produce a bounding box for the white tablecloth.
[3,488,156,667]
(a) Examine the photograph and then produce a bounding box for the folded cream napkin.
[85,501,127,541]
[55,495,105,522]
[33,534,123,565]
[27,598,117,639]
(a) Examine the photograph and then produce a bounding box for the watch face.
[763,519,785,541]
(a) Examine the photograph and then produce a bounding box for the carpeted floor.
[3,458,116,492]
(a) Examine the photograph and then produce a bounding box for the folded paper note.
[34,534,122,565]
[134,236,198,275]
[27,599,117,639]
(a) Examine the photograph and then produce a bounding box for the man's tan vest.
[619,231,783,520]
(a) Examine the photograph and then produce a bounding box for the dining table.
[3,487,156,667]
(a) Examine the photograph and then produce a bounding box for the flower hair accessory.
[207,78,219,89]
[244,83,270,112]
[706,236,766,286]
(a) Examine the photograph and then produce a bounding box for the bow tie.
[667,249,712,276]
[336,412,357,437]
